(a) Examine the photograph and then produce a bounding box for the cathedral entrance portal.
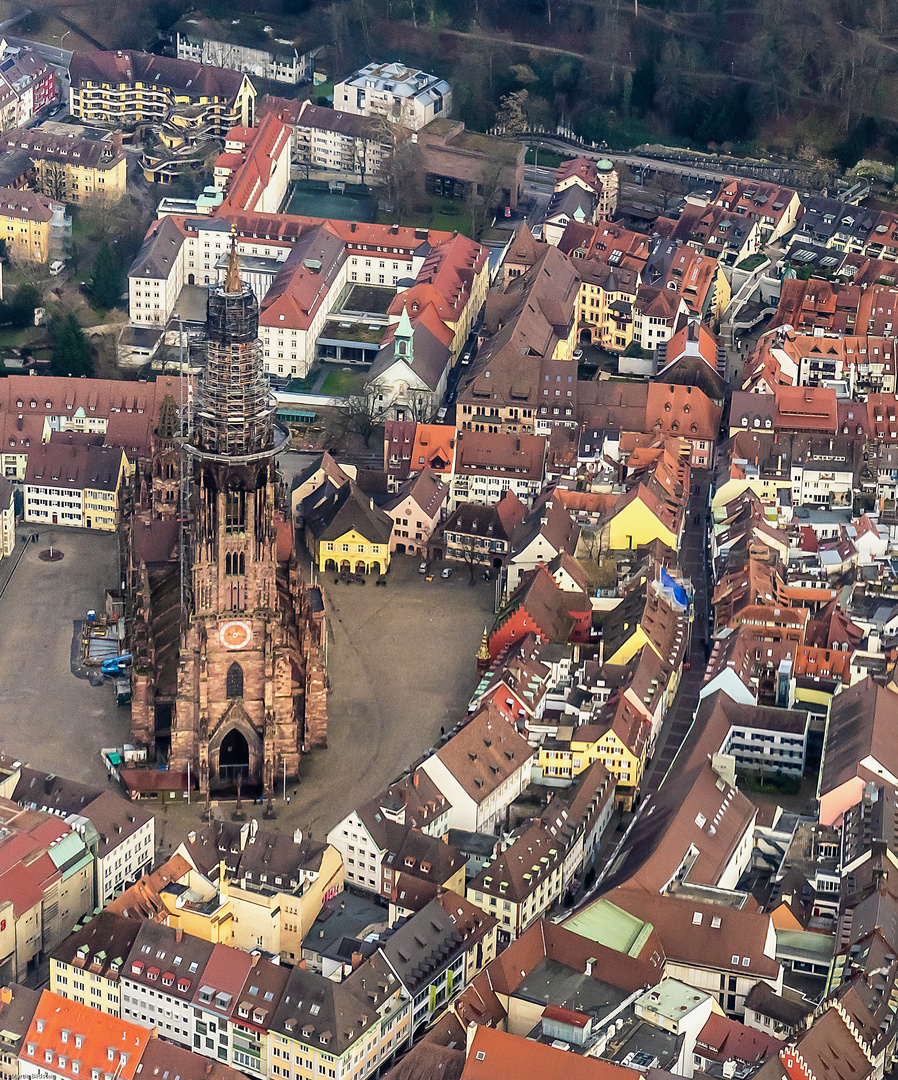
[219,728,250,782]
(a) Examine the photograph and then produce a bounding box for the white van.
[49,260,65,276]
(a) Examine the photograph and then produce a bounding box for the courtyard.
[0,528,129,787]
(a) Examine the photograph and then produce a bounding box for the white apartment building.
[173,28,311,85]
[0,477,13,559]
[327,772,452,892]
[293,102,389,179]
[334,61,451,131]
[120,924,213,1047]
[82,794,154,906]
[419,712,533,834]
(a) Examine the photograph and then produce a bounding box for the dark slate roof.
[304,480,393,546]
[379,900,466,992]
[367,321,451,393]
[52,910,142,978]
[271,953,402,1055]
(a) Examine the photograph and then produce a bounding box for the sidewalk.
[0,533,34,604]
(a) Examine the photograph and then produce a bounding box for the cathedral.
[125,243,327,795]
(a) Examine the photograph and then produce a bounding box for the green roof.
[48,831,87,870]
[563,898,653,957]
[775,929,834,957]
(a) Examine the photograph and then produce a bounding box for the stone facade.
[127,244,327,794]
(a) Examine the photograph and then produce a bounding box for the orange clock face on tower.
[220,620,252,650]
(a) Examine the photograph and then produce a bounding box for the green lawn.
[320,367,361,398]
[0,325,41,350]
[736,252,768,272]
[284,372,318,394]
[526,147,567,169]
[378,196,474,238]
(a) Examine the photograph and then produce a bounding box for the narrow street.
[642,470,713,795]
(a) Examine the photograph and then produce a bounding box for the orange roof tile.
[22,991,151,1080]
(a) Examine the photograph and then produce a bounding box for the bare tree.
[407,390,437,422]
[641,170,688,217]
[34,158,68,202]
[470,160,507,241]
[373,115,421,217]
[342,389,387,448]
[459,532,479,584]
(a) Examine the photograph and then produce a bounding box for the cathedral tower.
[167,240,309,794]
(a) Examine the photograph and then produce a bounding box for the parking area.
[0,527,129,786]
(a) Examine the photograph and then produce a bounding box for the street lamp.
[59,30,71,46]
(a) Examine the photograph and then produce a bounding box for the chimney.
[0,987,11,1004]
[188,830,196,844]
[175,928,183,944]
[351,951,364,971]
[298,959,307,970]
[350,222,357,233]
[413,773,419,787]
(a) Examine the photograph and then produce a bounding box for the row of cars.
[419,562,452,579]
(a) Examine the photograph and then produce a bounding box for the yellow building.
[69,49,255,138]
[603,484,681,553]
[0,186,66,263]
[173,826,344,965]
[305,480,393,576]
[50,909,143,1017]
[267,956,411,1080]
[219,843,343,963]
[33,149,128,204]
[577,271,637,353]
[157,863,234,944]
[538,712,649,811]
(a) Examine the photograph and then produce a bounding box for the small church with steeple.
[364,301,452,422]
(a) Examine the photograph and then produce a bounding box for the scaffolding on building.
[191,278,280,459]
[178,321,193,620]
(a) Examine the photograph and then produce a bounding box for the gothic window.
[226,485,246,534]
[398,340,407,355]
[226,662,244,699]
[226,552,246,576]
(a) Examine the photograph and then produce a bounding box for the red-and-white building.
[0,40,56,130]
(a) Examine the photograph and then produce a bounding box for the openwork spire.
[224,229,242,293]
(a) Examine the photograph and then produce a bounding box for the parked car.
[573,347,584,360]
[419,562,428,574]
[441,567,452,578]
